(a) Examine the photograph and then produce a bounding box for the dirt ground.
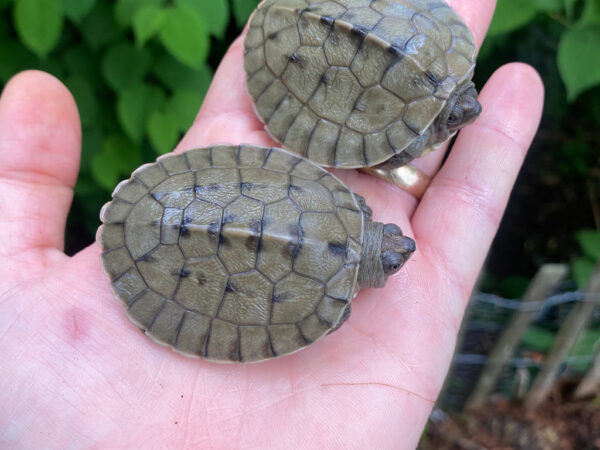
[419,390,600,449]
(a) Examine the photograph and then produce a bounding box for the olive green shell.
[244,0,477,168]
[98,145,365,362]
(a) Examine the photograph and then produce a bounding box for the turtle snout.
[399,236,416,256]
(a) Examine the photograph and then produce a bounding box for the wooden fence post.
[465,264,568,410]
[524,262,600,410]
[574,344,600,399]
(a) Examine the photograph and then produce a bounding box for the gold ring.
[360,165,432,200]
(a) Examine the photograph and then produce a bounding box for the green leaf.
[572,257,596,288]
[66,76,98,127]
[133,4,166,46]
[117,83,166,142]
[91,149,121,191]
[63,44,102,87]
[13,0,63,57]
[80,127,103,171]
[568,328,600,372]
[176,0,229,38]
[101,42,152,92]
[91,134,141,190]
[576,229,600,260]
[114,0,164,27]
[61,0,96,23]
[520,326,555,352]
[232,0,259,28]
[558,24,600,101]
[0,40,37,83]
[74,171,100,196]
[488,0,539,36]
[166,90,203,131]
[531,0,562,10]
[498,275,531,299]
[81,0,122,50]
[159,5,209,68]
[565,0,578,20]
[569,329,600,357]
[153,52,213,92]
[147,111,179,154]
[582,0,600,24]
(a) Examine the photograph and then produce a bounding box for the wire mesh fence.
[439,268,600,412]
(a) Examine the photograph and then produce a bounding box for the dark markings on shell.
[272,293,285,302]
[320,15,334,27]
[219,233,229,246]
[180,268,190,278]
[246,220,262,251]
[225,281,236,293]
[293,222,304,261]
[388,45,402,56]
[196,184,219,194]
[267,31,278,40]
[319,72,328,85]
[202,321,212,358]
[330,295,350,304]
[328,242,346,256]
[317,312,335,327]
[197,272,207,286]
[289,184,302,193]
[425,70,439,86]
[241,182,253,191]
[267,330,277,357]
[289,53,300,64]
[351,25,368,39]
[207,222,220,238]
[222,214,236,224]
[236,327,242,362]
[180,224,191,238]
[137,253,155,263]
[296,324,310,344]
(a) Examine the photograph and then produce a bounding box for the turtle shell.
[98,144,365,362]
[244,0,477,168]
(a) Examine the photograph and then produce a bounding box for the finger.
[0,71,81,257]
[413,63,544,303]
[449,0,496,50]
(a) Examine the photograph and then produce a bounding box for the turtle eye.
[382,250,404,276]
[447,109,463,127]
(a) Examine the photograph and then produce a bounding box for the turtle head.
[358,221,415,289]
[391,82,481,165]
[381,223,416,277]
[437,82,481,138]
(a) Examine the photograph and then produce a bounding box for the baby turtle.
[244,0,481,169]
[98,145,415,362]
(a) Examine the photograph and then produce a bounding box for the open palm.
[0,1,543,447]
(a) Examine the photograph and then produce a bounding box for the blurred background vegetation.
[0,0,598,290]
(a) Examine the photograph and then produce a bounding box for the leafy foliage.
[573,229,600,288]
[486,0,600,100]
[0,0,265,252]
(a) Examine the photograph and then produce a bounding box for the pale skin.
[0,0,544,447]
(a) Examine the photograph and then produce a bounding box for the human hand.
[0,0,544,447]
